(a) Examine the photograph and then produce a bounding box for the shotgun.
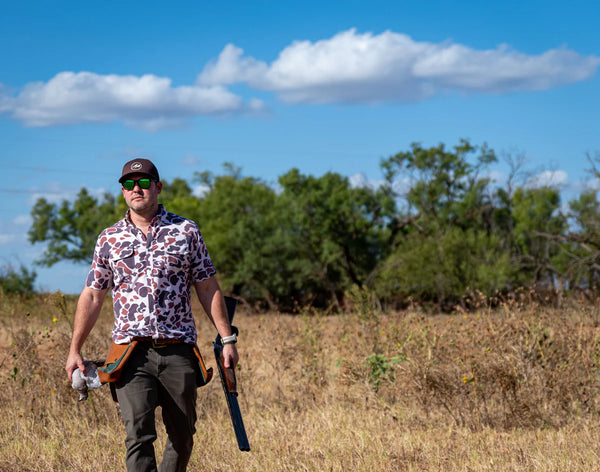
[214,296,250,451]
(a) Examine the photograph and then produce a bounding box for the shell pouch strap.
[193,344,213,387]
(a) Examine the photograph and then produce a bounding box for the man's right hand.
[65,351,86,382]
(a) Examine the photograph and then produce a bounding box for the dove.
[71,360,104,401]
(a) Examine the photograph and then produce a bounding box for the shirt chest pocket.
[110,248,138,285]
[163,249,190,273]
[152,243,191,281]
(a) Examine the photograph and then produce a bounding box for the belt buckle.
[151,339,168,349]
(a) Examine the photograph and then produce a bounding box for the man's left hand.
[222,343,239,369]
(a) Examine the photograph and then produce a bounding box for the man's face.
[121,173,163,215]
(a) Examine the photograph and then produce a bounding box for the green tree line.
[27,141,600,311]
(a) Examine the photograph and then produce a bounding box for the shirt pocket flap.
[111,248,137,279]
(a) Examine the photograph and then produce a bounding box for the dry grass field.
[1,288,600,471]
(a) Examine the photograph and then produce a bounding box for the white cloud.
[27,181,78,205]
[0,234,16,245]
[1,29,598,130]
[180,155,202,167]
[526,170,569,189]
[349,173,386,190]
[580,178,600,192]
[0,71,265,131]
[25,182,108,206]
[349,173,370,188]
[198,28,600,104]
[391,177,413,196]
[13,214,31,226]
[198,44,269,86]
[486,170,505,186]
[349,172,415,196]
[192,184,210,198]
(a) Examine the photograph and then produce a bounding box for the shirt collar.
[124,204,167,230]
[152,204,168,226]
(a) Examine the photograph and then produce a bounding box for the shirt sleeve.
[85,231,115,290]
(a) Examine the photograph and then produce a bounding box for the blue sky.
[1,0,599,294]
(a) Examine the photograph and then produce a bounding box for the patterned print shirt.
[86,205,216,344]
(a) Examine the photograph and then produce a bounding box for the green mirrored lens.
[122,179,153,190]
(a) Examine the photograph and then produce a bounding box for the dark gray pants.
[116,343,198,472]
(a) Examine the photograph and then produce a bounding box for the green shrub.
[0,264,37,295]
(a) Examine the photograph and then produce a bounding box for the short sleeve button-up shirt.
[86,205,216,344]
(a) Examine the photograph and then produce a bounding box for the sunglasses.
[122,178,158,190]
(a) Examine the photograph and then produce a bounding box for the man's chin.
[129,197,146,207]
[130,202,156,216]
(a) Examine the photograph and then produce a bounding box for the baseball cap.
[119,158,160,183]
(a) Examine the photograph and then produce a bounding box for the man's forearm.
[69,286,106,354]
[66,286,107,380]
[194,277,233,337]
[194,277,239,368]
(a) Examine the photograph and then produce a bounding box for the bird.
[71,360,104,401]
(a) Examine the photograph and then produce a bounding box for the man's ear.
[156,181,163,194]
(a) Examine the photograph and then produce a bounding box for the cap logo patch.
[130,162,143,171]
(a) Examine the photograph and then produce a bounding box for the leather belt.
[133,337,185,349]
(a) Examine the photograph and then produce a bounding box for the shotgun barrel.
[214,296,250,452]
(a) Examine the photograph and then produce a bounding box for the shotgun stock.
[214,296,250,451]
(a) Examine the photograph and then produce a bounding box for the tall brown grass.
[1,288,600,471]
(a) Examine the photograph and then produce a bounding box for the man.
[65,158,239,472]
